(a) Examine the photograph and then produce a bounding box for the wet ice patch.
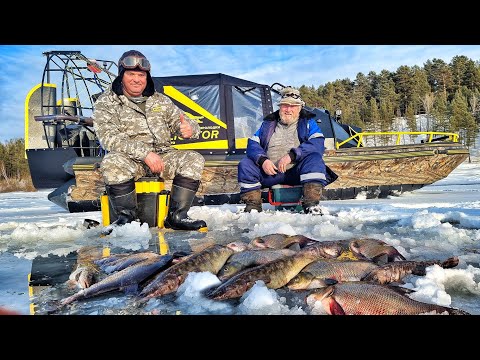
[336,207,401,228]
[397,210,457,229]
[190,205,240,231]
[107,221,151,250]
[0,222,19,231]
[250,223,297,238]
[10,222,84,243]
[306,295,328,315]
[410,265,480,307]
[237,281,306,315]
[310,221,351,239]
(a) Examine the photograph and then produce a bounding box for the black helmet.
[112,49,155,96]
[118,50,151,75]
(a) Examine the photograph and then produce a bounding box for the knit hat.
[112,49,155,96]
[278,86,305,106]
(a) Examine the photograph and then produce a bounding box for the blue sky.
[1,44,480,143]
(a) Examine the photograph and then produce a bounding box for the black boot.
[106,179,138,227]
[164,175,207,231]
[301,182,324,215]
[240,189,262,213]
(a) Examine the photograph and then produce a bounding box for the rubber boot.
[103,179,138,235]
[301,182,324,215]
[164,175,207,231]
[240,189,262,213]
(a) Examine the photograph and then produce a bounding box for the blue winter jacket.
[246,109,325,166]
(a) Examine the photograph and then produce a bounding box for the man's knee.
[238,157,255,170]
[190,151,205,167]
[174,151,205,180]
[101,153,140,185]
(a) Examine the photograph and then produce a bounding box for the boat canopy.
[153,73,360,155]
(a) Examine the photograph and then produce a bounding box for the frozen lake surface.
[1,158,479,315]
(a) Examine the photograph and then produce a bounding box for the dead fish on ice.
[60,254,173,307]
[205,243,339,300]
[137,243,241,301]
[306,282,470,315]
[217,248,297,281]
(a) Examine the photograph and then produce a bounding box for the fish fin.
[202,284,218,299]
[309,278,337,289]
[391,253,407,261]
[447,308,471,315]
[263,275,272,286]
[371,253,389,265]
[288,243,301,251]
[386,284,415,295]
[441,256,459,268]
[324,278,338,286]
[296,235,314,248]
[60,290,85,307]
[349,240,359,251]
[122,284,139,294]
[172,250,193,258]
[329,299,346,315]
[83,218,100,229]
[389,280,406,286]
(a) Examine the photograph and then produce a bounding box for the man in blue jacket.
[237,87,336,214]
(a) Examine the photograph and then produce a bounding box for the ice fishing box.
[268,184,303,211]
[101,176,169,228]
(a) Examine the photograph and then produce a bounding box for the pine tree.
[432,93,450,132]
[451,90,477,147]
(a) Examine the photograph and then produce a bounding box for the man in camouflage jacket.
[93,50,207,232]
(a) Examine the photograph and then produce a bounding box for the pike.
[205,242,340,300]
[138,243,240,301]
[60,254,173,307]
[95,252,161,274]
[287,256,459,290]
[67,245,104,289]
[361,256,459,284]
[307,282,470,315]
[217,249,297,280]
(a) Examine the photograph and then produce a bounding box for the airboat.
[24,50,470,213]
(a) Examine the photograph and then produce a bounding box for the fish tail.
[447,307,471,315]
[60,290,84,307]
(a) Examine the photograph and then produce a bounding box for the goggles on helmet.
[120,56,151,72]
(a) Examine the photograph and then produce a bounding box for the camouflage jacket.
[93,88,201,161]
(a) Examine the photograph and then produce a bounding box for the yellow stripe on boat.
[163,86,227,129]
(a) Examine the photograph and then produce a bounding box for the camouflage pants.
[100,149,205,185]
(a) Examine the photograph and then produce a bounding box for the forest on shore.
[297,55,479,147]
[0,139,35,192]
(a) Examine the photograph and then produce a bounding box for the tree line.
[0,138,34,191]
[297,55,479,147]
